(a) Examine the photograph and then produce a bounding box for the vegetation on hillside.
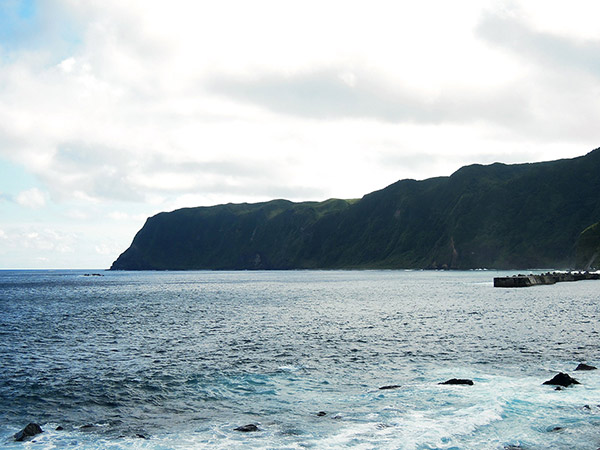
[111,148,600,270]
[576,222,600,270]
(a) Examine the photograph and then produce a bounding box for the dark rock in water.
[439,378,474,386]
[14,423,43,441]
[548,426,563,432]
[555,386,563,391]
[575,363,597,371]
[316,411,327,416]
[55,426,64,431]
[234,424,259,432]
[136,434,148,439]
[543,372,580,387]
[379,385,401,390]
[80,424,95,430]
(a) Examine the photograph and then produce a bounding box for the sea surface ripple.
[0,270,599,449]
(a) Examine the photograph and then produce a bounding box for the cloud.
[65,209,90,220]
[1,0,596,214]
[107,211,149,222]
[34,139,322,203]
[208,68,532,126]
[474,8,600,141]
[477,10,600,77]
[2,227,75,253]
[16,187,47,208]
[95,243,116,255]
[2,0,600,270]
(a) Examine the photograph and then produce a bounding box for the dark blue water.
[0,270,599,449]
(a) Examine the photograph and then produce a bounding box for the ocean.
[0,269,598,449]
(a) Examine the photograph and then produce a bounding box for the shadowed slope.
[111,148,600,270]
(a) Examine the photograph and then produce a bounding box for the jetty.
[494,271,600,288]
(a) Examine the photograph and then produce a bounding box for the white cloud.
[58,57,76,73]
[1,0,600,268]
[15,228,74,252]
[108,211,129,220]
[2,1,597,208]
[0,225,91,267]
[16,188,48,208]
[65,209,90,220]
[95,243,115,255]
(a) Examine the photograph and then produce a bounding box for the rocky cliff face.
[576,222,600,270]
[111,148,600,271]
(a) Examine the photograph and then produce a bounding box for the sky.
[0,0,599,269]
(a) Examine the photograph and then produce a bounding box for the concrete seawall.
[494,271,600,288]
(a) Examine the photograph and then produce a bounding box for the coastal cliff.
[111,148,600,270]
[576,222,600,270]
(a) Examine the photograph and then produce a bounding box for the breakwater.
[494,271,600,288]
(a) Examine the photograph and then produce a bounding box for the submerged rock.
[234,424,259,432]
[379,385,401,390]
[439,378,474,386]
[316,411,327,416]
[14,423,43,441]
[575,363,597,371]
[543,372,580,387]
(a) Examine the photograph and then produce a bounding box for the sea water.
[0,270,598,449]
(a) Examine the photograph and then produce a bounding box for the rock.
[439,378,474,386]
[379,385,401,390]
[55,426,64,431]
[543,372,580,387]
[136,434,148,439]
[575,363,597,371]
[14,423,43,441]
[234,424,259,432]
[316,411,327,416]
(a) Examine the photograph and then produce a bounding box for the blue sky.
[1,0,599,268]
[0,0,35,43]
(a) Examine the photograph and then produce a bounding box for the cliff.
[111,147,600,270]
[576,222,600,270]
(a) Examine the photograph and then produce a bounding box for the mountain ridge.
[111,148,600,270]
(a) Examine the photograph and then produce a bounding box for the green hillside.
[576,222,600,270]
[111,148,600,270]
